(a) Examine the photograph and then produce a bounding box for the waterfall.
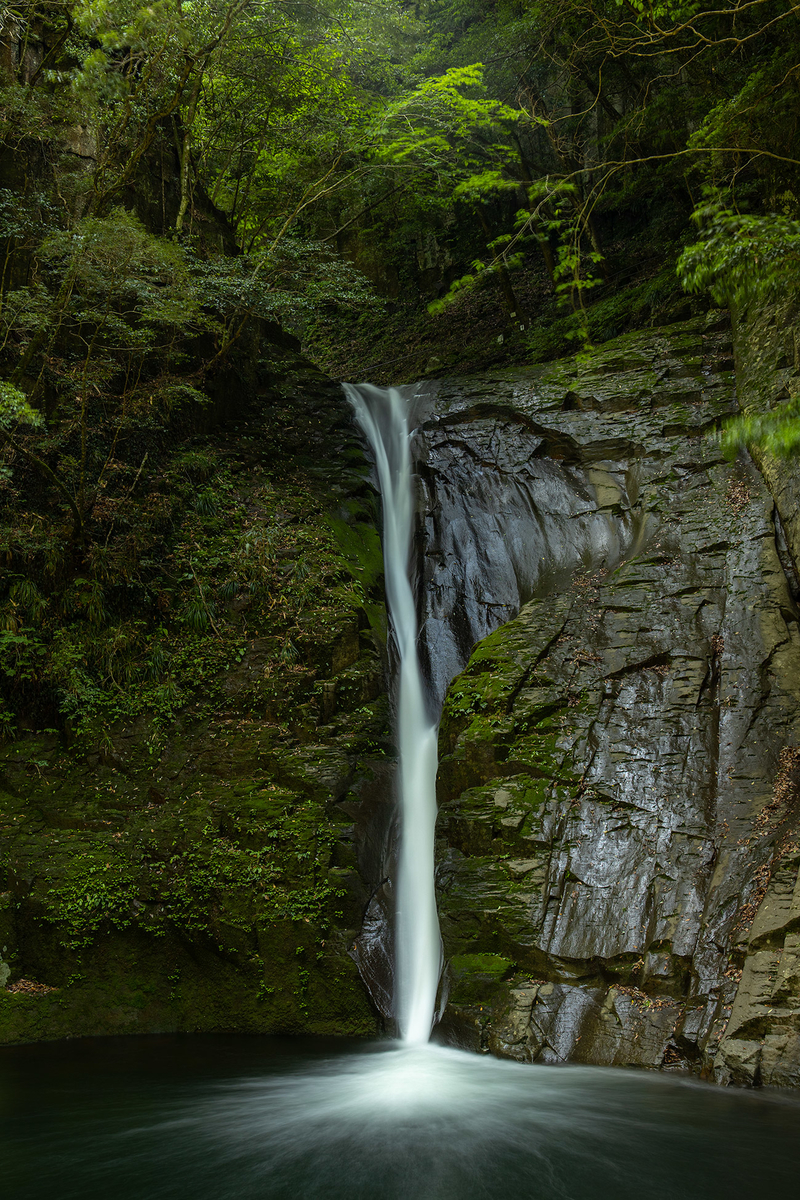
[344,383,442,1044]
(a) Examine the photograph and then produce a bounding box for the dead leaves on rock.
[5,979,58,996]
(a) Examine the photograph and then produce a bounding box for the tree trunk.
[477,206,524,321]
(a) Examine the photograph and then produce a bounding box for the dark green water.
[2,1036,799,1199]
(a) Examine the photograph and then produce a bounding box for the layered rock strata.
[427,316,800,1086]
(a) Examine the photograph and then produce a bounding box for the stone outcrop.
[424,315,800,1085]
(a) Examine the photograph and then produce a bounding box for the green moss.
[450,952,512,976]
[448,952,515,1004]
[326,507,387,647]
[0,365,389,1044]
[0,703,381,1041]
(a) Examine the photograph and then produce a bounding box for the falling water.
[5,391,800,1200]
[343,383,442,1044]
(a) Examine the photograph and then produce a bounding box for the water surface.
[3,1036,799,1199]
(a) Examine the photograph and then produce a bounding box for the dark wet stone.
[415,314,800,1085]
[349,885,395,1022]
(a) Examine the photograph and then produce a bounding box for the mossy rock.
[0,356,389,1044]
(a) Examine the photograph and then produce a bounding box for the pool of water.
[2,1036,799,1199]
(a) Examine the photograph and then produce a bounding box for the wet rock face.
[415,403,645,710]
[428,315,800,1086]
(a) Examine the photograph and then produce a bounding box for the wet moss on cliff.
[0,348,390,1042]
[433,319,800,1085]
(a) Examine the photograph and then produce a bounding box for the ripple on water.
[4,1037,800,1200]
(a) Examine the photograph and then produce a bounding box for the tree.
[371,63,534,317]
[399,2,799,347]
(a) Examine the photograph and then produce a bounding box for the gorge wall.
[3,305,800,1095]
[422,314,800,1087]
[0,352,389,1043]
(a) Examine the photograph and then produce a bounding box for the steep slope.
[427,316,800,1086]
[0,356,388,1042]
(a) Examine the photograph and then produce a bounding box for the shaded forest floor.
[306,231,704,388]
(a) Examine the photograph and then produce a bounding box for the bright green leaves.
[678,200,800,309]
[611,0,701,19]
[0,382,43,430]
[718,400,800,460]
[376,62,527,310]
[43,848,140,949]
[453,169,519,203]
[678,198,800,459]
[375,63,519,175]
[518,178,603,333]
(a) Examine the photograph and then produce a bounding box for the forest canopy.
[0,0,798,423]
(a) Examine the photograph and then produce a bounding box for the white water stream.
[343,383,442,1043]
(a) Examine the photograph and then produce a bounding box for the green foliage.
[525,262,680,362]
[38,804,346,949]
[718,399,800,461]
[376,64,519,167]
[678,200,800,309]
[4,0,799,359]
[196,238,376,332]
[2,208,218,415]
[453,170,519,203]
[612,1,700,16]
[191,0,414,247]
[374,62,522,214]
[399,0,800,340]
[0,382,43,429]
[0,0,387,386]
[39,207,211,336]
[44,851,139,949]
[0,407,382,744]
[0,628,47,682]
[0,188,59,249]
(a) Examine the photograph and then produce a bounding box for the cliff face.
[4,303,799,1080]
[0,357,388,1042]
[424,316,800,1086]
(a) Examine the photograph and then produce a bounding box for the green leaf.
[0,382,44,430]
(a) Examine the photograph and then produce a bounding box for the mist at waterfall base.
[5,1034,800,1199]
[5,388,800,1199]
